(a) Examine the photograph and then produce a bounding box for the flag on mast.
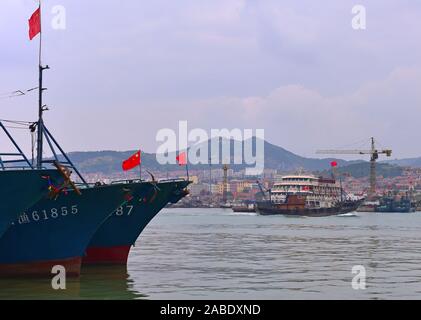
[176,152,187,166]
[29,7,41,40]
[176,152,189,180]
[122,150,141,171]
[330,161,338,180]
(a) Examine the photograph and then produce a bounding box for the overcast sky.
[1,0,420,159]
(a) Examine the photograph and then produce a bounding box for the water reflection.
[3,209,421,299]
[0,277,81,300]
[80,265,147,300]
[0,265,146,300]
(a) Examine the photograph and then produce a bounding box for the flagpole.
[38,0,41,66]
[139,150,142,181]
[36,0,46,169]
[39,0,42,66]
[186,162,189,181]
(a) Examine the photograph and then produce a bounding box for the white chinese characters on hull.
[18,205,79,224]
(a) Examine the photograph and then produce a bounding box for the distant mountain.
[384,157,421,168]
[57,137,403,177]
[261,139,361,171]
[55,150,161,175]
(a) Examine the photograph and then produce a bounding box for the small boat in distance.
[256,174,363,217]
[232,201,256,213]
[357,192,416,213]
[375,193,415,213]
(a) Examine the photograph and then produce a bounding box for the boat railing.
[1,121,35,170]
[0,155,29,170]
[110,179,144,185]
[158,178,190,183]
[106,177,189,185]
[0,165,35,171]
[55,177,190,190]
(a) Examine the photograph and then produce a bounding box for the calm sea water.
[2,208,421,300]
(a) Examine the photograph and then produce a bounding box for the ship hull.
[375,208,415,213]
[0,183,135,278]
[83,180,190,265]
[0,169,62,238]
[256,200,363,217]
[232,206,256,213]
[84,245,131,265]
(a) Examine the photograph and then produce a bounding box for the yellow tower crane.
[316,137,392,198]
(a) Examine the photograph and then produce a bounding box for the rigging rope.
[3,125,30,130]
[0,87,38,100]
[0,119,37,165]
[0,119,34,125]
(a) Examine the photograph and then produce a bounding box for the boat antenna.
[36,0,49,169]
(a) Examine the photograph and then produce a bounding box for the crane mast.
[222,164,228,204]
[316,137,392,198]
[369,137,376,197]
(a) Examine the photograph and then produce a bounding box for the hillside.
[56,138,404,178]
[385,157,421,168]
[320,162,404,179]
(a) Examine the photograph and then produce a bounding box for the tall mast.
[36,1,48,169]
[369,137,376,198]
[209,156,212,194]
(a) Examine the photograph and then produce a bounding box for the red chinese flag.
[330,161,338,167]
[176,152,187,166]
[28,7,41,40]
[122,151,141,171]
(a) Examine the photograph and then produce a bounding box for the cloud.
[148,65,421,159]
[1,1,421,160]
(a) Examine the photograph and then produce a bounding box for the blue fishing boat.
[0,122,63,238]
[83,179,190,265]
[0,181,149,277]
[0,121,157,278]
[0,3,152,277]
[0,169,62,238]
[0,4,191,276]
